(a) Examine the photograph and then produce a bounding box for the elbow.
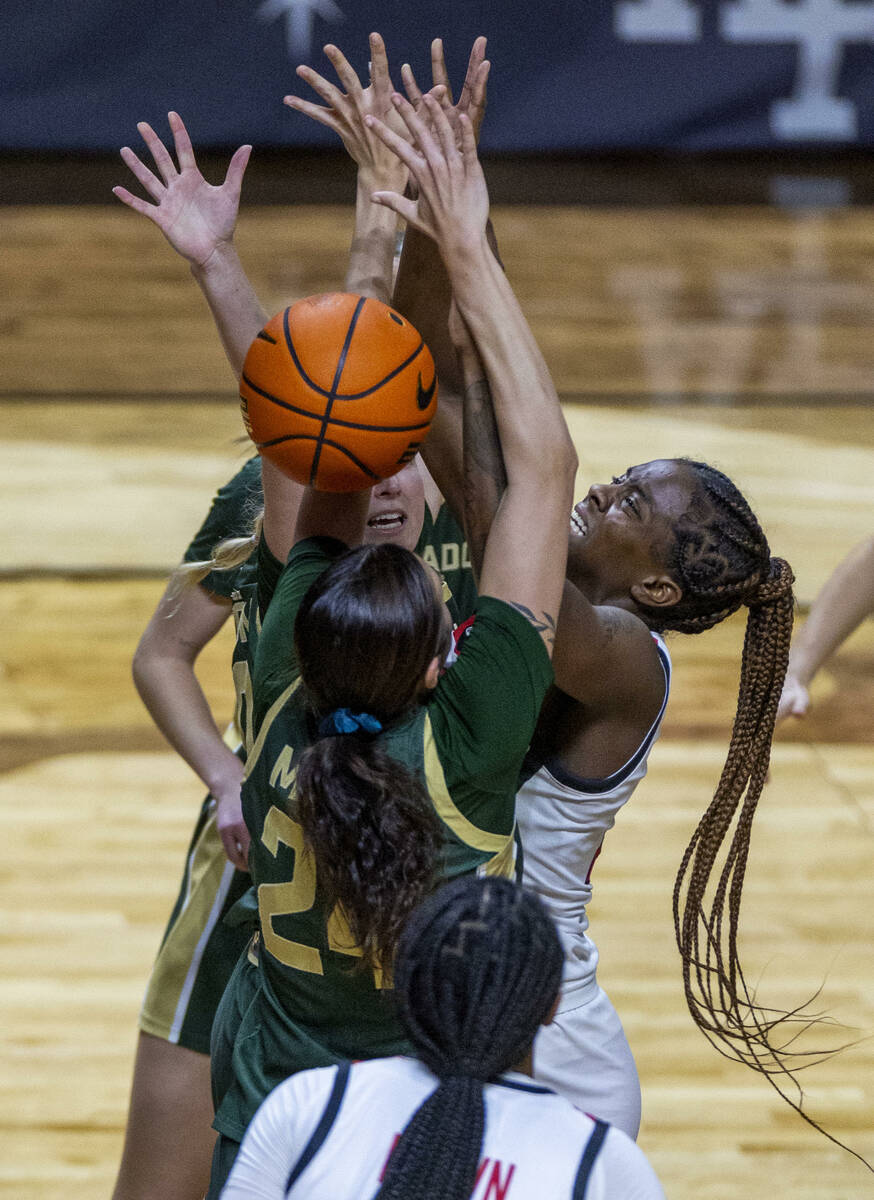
[131,640,151,696]
[551,432,578,485]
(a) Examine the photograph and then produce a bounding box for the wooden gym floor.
[1,159,873,1197]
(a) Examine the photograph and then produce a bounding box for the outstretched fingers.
[224,143,253,194]
[468,59,490,132]
[430,38,453,99]
[369,186,419,227]
[364,108,424,175]
[425,92,462,165]
[400,61,425,112]
[137,120,177,183]
[458,36,487,113]
[168,111,196,172]
[291,63,344,111]
[459,111,479,170]
[390,92,444,172]
[322,43,364,97]
[367,31,392,99]
[118,145,164,201]
[111,183,155,217]
[283,90,339,131]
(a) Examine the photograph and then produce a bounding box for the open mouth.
[570,509,587,538]
[367,510,406,532]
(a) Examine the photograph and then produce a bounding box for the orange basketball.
[240,293,438,492]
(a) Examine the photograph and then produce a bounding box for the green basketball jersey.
[227,537,284,758]
[183,455,263,599]
[416,502,478,623]
[185,457,475,620]
[177,454,271,750]
[213,537,552,1140]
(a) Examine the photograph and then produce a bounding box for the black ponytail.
[293,544,450,968]
[375,877,563,1200]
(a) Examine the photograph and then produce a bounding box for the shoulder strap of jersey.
[571,1117,609,1199]
[284,1061,352,1196]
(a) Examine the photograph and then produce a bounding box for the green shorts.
[138,794,252,1055]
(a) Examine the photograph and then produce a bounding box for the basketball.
[240,293,438,492]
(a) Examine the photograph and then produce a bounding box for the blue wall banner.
[4,1,874,151]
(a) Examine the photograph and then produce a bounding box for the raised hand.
[284,33,408,192]
[112,112,251,269]
[366,93,489,260]
[401,36,490,146]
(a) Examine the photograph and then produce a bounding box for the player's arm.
[132,580,249,869]
[446,290,662,703]
[285,33,407,305]
[391,38,491,525]
[369,95,577,655]
[444,302,504,581]
[262,38,409,558]
[778,533,874,722]
[113,111,266,378]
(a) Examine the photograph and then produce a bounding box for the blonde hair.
[166,508,264,603]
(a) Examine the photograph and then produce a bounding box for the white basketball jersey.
[516,635,671,1010]
[222,1056,665,1199]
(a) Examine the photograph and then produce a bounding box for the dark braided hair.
[637,460,855,1145]
[293,543,450,970]
[375,876,563,1200]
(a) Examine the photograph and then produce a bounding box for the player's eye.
[621,493,640,515]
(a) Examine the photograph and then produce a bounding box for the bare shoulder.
[553,584,666,709]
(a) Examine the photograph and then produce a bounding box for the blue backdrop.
[5,0,874,151]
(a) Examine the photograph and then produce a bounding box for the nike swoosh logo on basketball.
[416,373,437,410]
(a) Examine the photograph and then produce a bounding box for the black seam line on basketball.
[332,340,430,400]
[241,371,435,431]
[314,296,366,484]
[240,376,431,434]
[256,330,277,344]
[276,306,428,402]
[257,435,381,481]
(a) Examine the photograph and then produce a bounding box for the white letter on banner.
[720,0,874,140]
[615,0,701,41]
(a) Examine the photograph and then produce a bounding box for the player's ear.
[423,655,442,690]
[630,573,682,610]
[541,991,561,1028]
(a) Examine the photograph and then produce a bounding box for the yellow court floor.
[1,200,873,1198]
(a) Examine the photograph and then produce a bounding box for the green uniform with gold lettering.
[139,457,264,1054]
[418,502,478,623]
[207,536,551,1192]
[141,456,476,1060]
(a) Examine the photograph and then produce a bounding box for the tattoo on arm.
[507,603,557,646]
[462,376,507,579]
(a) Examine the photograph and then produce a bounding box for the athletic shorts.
[532,983,641,1141]
[138,793,253,1055]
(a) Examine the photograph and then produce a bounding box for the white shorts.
[532,983,641,1140]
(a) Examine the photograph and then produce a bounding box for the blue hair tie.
[318,708,383,738]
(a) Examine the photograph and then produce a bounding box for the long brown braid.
[637,460,866,1159]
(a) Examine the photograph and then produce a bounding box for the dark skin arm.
[369,93,576,655]
[385,52,666,768]
[450,303,665,736]
[388,57,666,765]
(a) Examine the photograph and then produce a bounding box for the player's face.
[362,461,426,553]
[566,459,696,606]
